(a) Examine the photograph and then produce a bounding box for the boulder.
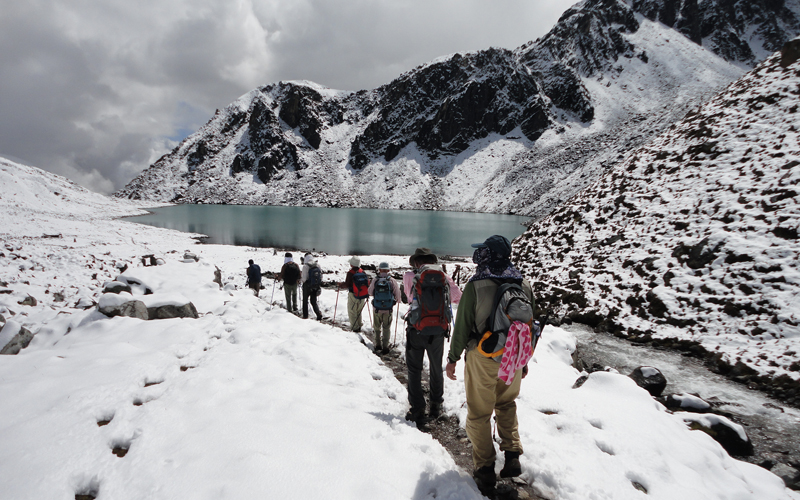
[629,366,667,396]
[141,294,199,320]
[98,293,148,320]
[678,412,754,456]
[184,252,199,262]
[18,295,37,307]
[771,463,800,489]
[662,393,711,412]
[0,320,34,355]
[103,281,132,294]
[116,276,153,295]
[147,303,198,320]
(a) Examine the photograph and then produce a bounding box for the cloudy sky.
[0,0,578,194]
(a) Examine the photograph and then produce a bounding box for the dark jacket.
[279,261,301,285]
[247,264,262,285]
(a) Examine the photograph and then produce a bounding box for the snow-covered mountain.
[513,38,800,402]
[116,0,800,217]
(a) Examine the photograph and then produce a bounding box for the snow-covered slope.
[2,158,798,500]
[513,40,800,399]
[116,0,799,216]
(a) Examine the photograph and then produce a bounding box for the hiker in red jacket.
[340,256,368,332]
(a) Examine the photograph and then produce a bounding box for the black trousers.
[302,282,322,319]
[405,327,445,413]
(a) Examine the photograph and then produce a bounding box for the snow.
[2,157,798,499]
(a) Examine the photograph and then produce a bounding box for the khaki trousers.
[464,351,523,469]
[372,310,392,348]
[347,292,366,331]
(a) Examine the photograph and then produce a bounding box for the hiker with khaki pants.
[446,235,534,492]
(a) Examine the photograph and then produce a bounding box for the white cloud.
[0,0,577,194]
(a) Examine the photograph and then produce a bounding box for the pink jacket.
[403,269,462,304]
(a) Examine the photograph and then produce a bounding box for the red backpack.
[351,269,370,299]
[409,268,451,335]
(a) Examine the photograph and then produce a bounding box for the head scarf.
[469,246,523,282]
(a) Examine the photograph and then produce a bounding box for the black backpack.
[372,277,395,310]
[283,262,301,285]
[307,265,323,290]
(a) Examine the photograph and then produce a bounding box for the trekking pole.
[332,286,340,327]
[366,300,373,327]
[393,303,400,345]
[270,279,276,306]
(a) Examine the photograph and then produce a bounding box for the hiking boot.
[500,451,522,478]
[373,345,383,354]
[428,404,441,418]
[353,327,361,333]
[381,347,391,355]
[405,408,425,422]
[473,463,496,491]
[317,315,323,321]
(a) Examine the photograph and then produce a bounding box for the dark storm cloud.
[0,0,576,194]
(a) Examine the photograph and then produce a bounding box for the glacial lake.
[125,205,530,257]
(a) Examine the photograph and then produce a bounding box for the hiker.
[445,235,535,491]
[301,254,323,320]
[402,248,458,426]
[246,259,262,297]
[368,262,402,354]
[277,252,301,312]
[340,256,369,332]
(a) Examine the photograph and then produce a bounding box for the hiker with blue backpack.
[340,257,369,332]
[445,235,540,494]
[301,254,324,321]
[367,262,402,355]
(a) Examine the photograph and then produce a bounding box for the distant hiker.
[301,255,323,320]
[368,262,402,354]
[246,259,262,297]
[277,252,301,312]
[446,235,535,492]
[341,256,369,332]
[402,248,456,426]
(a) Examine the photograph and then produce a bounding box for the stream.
[568,324,800,484]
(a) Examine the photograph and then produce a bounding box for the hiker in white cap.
[340,256,369,332]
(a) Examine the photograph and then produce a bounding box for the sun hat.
[378,262,390,270]
[409,247,438,267]
[349,256,360,267]
[471,235,512,258]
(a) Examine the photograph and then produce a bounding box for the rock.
[678,412,754,456]
[213,266,223,288]
[52,291,65,302]
[572,374,589,389]
[146,302,199,320]
[183,252,199,262]
[662,393,712,412]
[117,276,153,295]
[781,39,800,68]
[770,463,800,489]
[18,295,37,307]
[102,281,132,294]
[0,321,35,355]
[74,297,96,309]
[629,366,667,396]
[98,293,148,320]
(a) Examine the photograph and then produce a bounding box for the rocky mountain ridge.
[512,39,800,402]
[117,0,799,217]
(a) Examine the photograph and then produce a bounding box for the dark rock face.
[633,0,800,64]
[99,299,149,320]
[629,366,668,396]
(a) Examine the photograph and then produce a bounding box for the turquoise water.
[125,205,529,256]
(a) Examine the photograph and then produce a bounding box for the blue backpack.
[372,277,395,310]
[307,265,323,290]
